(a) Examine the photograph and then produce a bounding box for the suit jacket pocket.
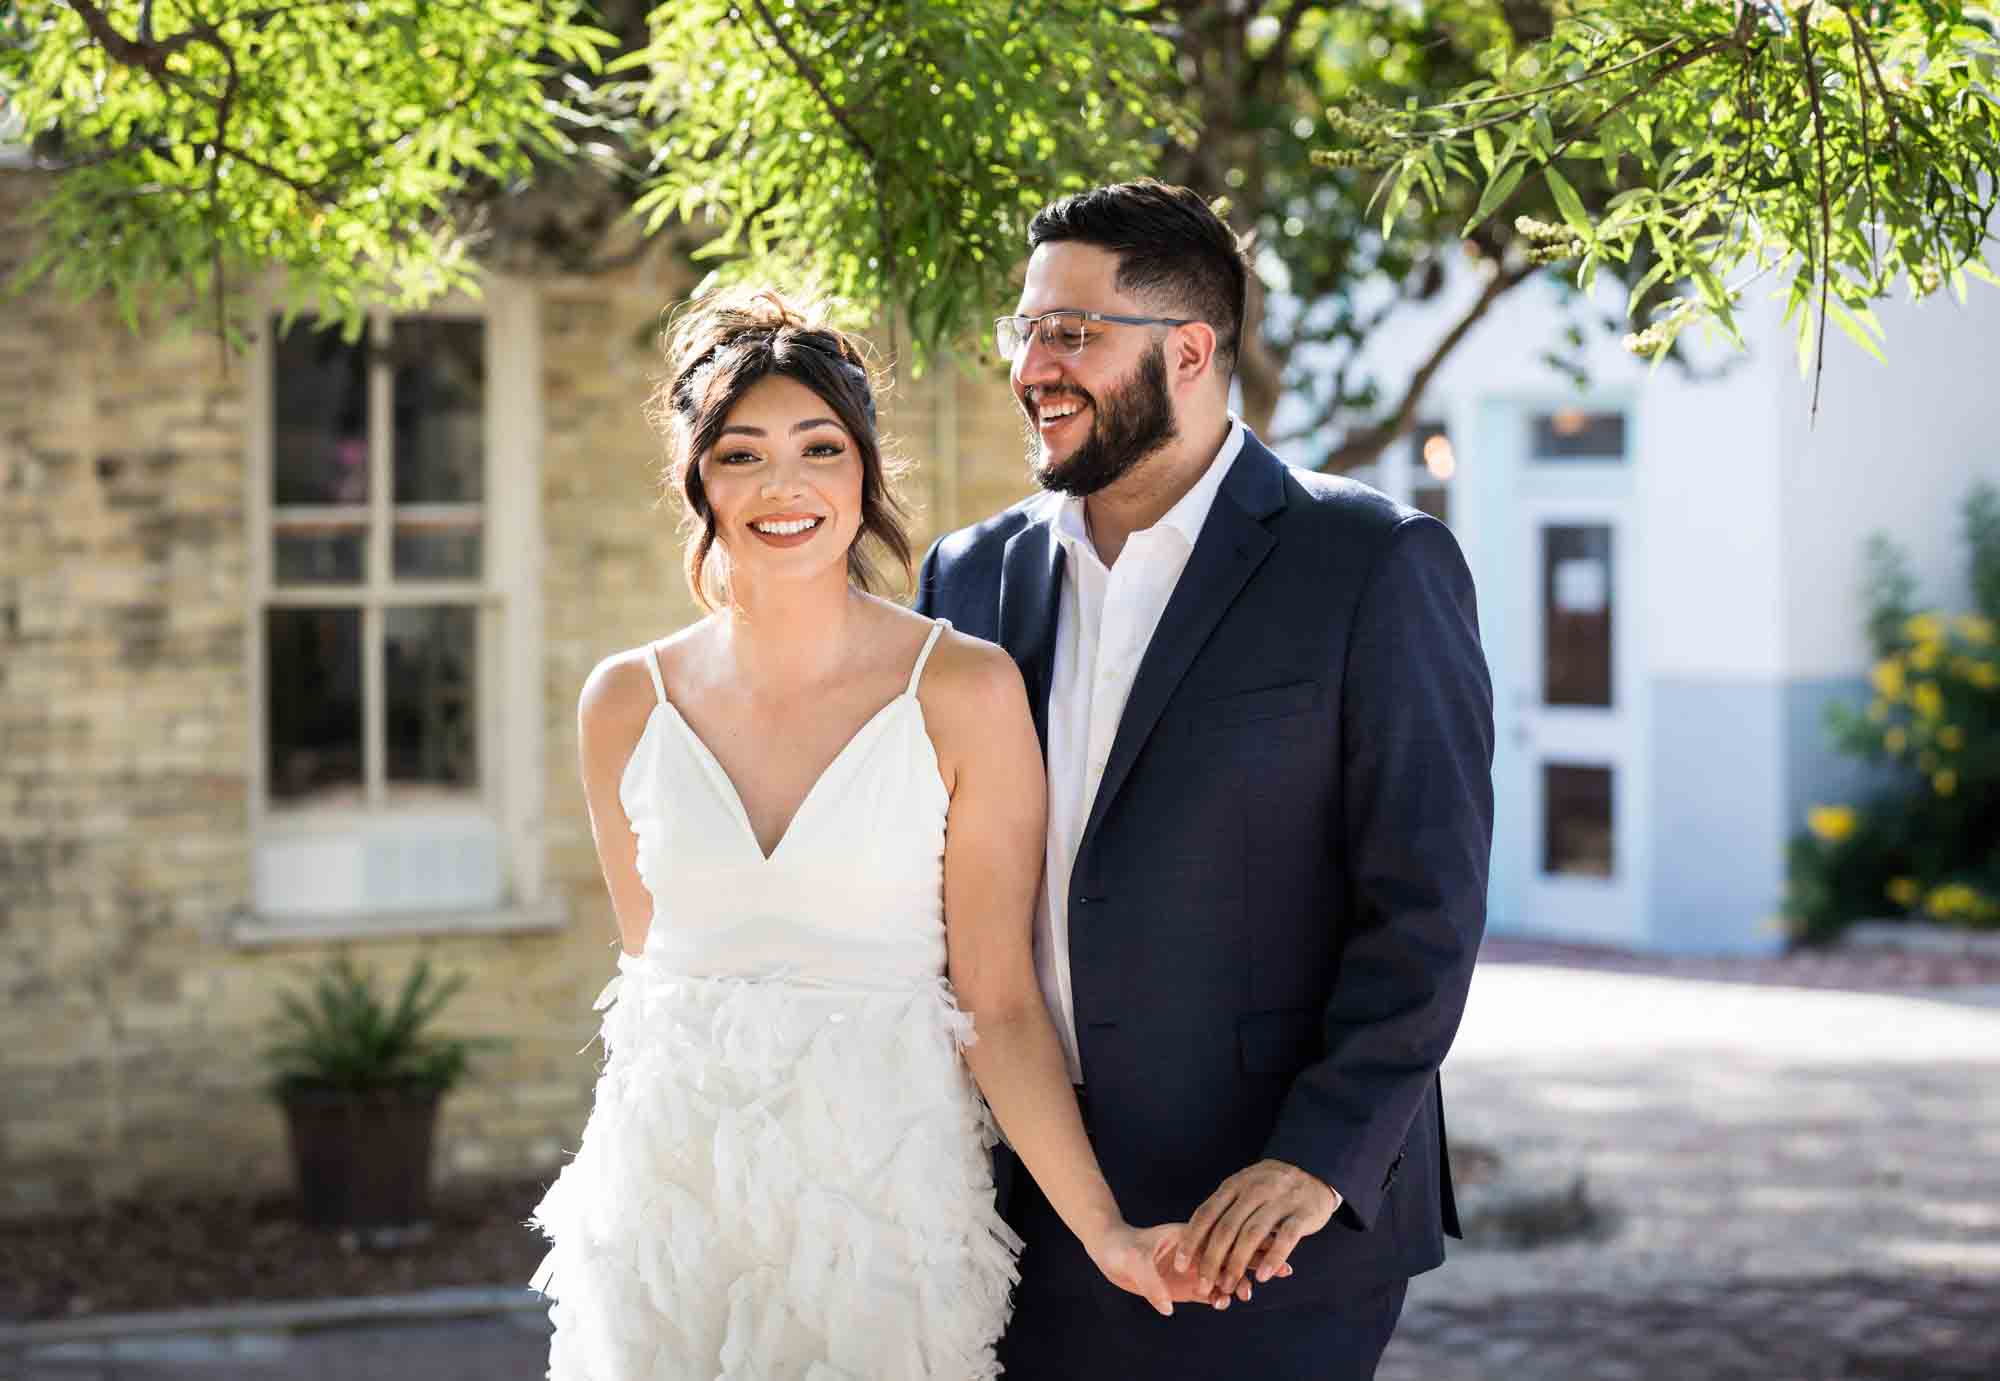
[1237,1006,1323,1075]
[1186,680,1321,737]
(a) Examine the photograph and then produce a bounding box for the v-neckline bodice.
[630,618,952,866]
[653,692,916,864]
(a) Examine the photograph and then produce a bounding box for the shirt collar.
[1045,415,1246,559]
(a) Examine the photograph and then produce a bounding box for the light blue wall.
[1643,674,1899,953]
[1647,678,1787,953]
[1784,675,1898,828]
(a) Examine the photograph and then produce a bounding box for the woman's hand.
[1086,1220,1188,1315]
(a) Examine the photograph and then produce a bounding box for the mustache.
[1022,384,1092,411]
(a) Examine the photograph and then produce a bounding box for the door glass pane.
[267,608,363,805]
[1532,409,1626,460]
[1544,764,1614,878]
[391,320,485,503]
[385,606,478,792]
[1543,524,1613,707]
[272,319,369,505]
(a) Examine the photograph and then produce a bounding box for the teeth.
[1039,401,1080,421]
[752,517,821,536]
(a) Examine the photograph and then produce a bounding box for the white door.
[1490,405,1645,945]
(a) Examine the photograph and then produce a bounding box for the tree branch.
[1315,261,1538,474]
[1798,3,1831,422]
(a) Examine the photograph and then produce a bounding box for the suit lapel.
[998,516,1065,754]
[1079,437,1288,850]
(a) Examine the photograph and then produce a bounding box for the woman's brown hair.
[648,290,914,610]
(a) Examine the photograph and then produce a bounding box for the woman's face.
[698,372,866,597]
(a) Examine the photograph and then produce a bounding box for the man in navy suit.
[916,180,1494,1377]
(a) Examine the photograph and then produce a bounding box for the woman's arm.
[922,634,1182,1315]
[576,651,660,958]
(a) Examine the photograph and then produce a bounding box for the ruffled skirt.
[527,959,1021,1379]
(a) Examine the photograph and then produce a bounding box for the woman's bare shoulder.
[578,621,713,743]
[915,623,1028,722]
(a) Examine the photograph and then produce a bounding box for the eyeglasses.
[993,310,1195,360]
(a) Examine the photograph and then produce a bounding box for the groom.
[917,180,1494,1375]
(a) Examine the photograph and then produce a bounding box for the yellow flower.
[1910,642,1941,673]
[1937,725,1965,751]
[1870,658,1906,700]
[1904,612,1946,644]
[1865,699,1889,723]
[1884,727,1908,755]
[1886,877,1921,908]
[1956,614,1994,645]
[1970,662,2000,691]
[1806,805,1858,843]
[1934,769,1958,797]
[1911,681,1945,720]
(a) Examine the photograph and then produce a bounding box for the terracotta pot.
[278,1084,444,1229]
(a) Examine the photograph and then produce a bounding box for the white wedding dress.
[528,619,1020,1379]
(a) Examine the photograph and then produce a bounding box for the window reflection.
[267,608,363,804]
[1544,764,1615,878]
[272,322,368,505]
[385,606,478,792]
[1543,524,1613,707]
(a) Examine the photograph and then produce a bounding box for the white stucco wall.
[1775,281,2000,680]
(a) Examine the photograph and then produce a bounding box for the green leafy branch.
[2,0,621,340]
[1326,1,2000,418]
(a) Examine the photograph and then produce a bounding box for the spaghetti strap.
[642,643,668,706]
[906,619,951,696]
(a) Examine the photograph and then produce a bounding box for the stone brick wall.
[0,169,1033,1218]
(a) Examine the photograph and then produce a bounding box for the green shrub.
[1784,483,2000,943]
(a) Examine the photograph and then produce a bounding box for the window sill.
[229,897,568,949]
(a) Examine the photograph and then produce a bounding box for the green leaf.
[1463,160,1525,236]
[1543,165,1592,238]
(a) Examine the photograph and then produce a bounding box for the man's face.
[1010,242,1180,496]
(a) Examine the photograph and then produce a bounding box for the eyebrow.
[718,417,844,438]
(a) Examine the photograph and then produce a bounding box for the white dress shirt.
[1036,418,1248,1083]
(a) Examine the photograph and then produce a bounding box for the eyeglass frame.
[993,309,1197,360]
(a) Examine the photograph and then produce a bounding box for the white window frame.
[234,277,560,945]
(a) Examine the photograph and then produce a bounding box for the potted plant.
[262,955,500,1236]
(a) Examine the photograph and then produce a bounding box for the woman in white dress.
[528,290,1187,1378]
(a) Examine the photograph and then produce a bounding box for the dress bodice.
[618,619,952,990]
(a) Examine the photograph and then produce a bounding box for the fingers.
[1198,1191,1261,1289]
[1177,1181,1240,1284]
[1254,1220,1308,1283]
[1220,1205,1287,1293]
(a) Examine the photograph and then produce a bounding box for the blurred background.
[3,1,1997,1377]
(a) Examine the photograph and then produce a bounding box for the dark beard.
[1023,342,1179,497]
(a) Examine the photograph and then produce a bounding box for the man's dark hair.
[1027,179,1250,380]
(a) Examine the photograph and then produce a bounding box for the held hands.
[1177,1159,1339,1308]
[1085,1215,1300,1315]
[1084,1220,1189,1316]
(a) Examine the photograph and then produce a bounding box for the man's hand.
[1178,1159,1340,1300]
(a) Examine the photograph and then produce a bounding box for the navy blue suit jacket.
[916,431,1494,1305]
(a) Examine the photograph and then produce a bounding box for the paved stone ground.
[10,958,1996,1380]
[1380,962,2000,1380]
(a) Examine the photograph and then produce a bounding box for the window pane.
[385,606,478,791]
[272,319,369,505]
[1532,408,1626,461]
[393,524,483,581]
[267,608,363,805]
[1544,764,1615,878]
[391,320,485,503]
[274,522,366,585]
[1543,524,1613,707]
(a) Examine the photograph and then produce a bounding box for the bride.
[528,290,1186,1377]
